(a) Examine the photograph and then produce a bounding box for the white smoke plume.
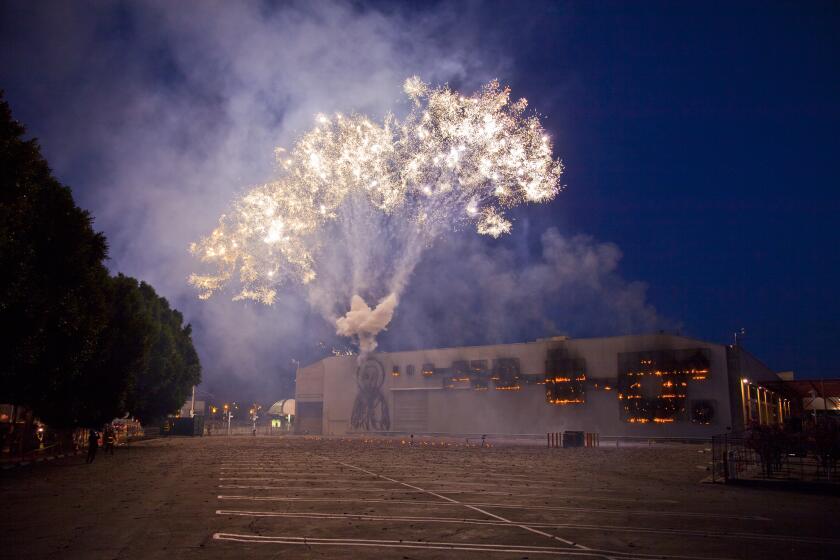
[0,1,669,402]
[382,227,673,350]
[335,293,398,358]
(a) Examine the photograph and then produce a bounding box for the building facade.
[294,334,789,438]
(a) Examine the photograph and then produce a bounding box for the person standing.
[86,429,99,464]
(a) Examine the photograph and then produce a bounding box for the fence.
[0,427,88,466]
[547,431,600,448]
[712,430,839,484]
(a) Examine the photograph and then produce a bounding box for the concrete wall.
[296,334,739,438]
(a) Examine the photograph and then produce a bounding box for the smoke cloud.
[0,1,668,403]
[383,227,671,350]
[336,294,398,358]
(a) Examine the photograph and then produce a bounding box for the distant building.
[267,399,296,430]
[767,379,840,415]
[295,333,796,437]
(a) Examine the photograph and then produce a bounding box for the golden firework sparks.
[190,77,563,305]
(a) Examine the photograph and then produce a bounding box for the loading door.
[394,391,428,432]
[295,401,323,435]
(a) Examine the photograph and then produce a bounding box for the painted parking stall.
[205,436,839,559]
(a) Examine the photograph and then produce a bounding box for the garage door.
[295,401,323,435]
[394,391,428,432]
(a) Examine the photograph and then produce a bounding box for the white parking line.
[220,471,679,496]
[328,459,591,550]
[219,466,578,480]
[218,484,524,495]
[215,509,834,545]
[212,533,733,560]
[218,476,395,484]
[215,476,678,503]
[215,495,770,521]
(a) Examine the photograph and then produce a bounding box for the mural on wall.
[545,347,587,405]
[617,348,711,424]
[491,358,522,390]
[423,358,523,391]
[690,399,716,424]
[350,358,391,431]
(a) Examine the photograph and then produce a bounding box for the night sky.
[498,1,840,377]
[1,1,838,400]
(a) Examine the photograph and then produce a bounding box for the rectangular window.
[545,349,586,405]
[492,358,521,390]
[617,348,710,424]
[451,360,470,381]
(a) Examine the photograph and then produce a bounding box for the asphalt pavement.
[1,435,838,559]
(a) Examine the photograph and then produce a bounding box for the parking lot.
[1,436,838,559]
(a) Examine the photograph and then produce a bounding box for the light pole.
[250,403,261,436]
[223,404,232,436]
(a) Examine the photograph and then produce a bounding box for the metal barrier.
[547,431,600,448]
[364,430,708,448]
[712,430,839,484]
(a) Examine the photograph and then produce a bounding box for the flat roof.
[303,332,724,369]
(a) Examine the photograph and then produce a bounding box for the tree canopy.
[127,282,202,423]
[0,92,200,428]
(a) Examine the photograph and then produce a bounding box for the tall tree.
[126,282,201,423]
[0,92,110,426]
[68,274,155,427]
[1,94,201,429]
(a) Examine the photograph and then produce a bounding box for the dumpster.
[163,416,204,436]
[562,430,584,448]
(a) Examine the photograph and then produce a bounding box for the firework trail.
[190,77,563,358]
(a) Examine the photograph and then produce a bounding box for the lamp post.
[190,385,195,418]
[223,403,232,436]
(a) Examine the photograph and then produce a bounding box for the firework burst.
[190,77,563,352]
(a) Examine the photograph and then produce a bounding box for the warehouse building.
[294,333,792,438]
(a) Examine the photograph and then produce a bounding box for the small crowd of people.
[86,424,117,464]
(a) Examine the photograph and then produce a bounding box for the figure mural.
[350,358,390,431]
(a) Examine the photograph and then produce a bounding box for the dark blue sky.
[482,1,840,377]
[1,1,838,392]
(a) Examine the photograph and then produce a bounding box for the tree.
[68,274,156,427]
[0,92,110,426]
[126,282,201,423]
[1,93,201,431]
